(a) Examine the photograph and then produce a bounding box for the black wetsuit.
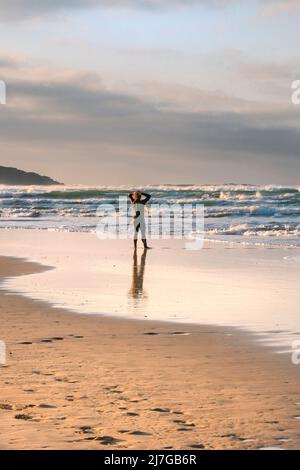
[128,193,151,239]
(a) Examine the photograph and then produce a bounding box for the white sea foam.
[0,184,299,246]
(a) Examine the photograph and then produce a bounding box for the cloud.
[113,47,300,113]
[0,0,237,21]
[260,0,300,17]
[1,0,300,22]
[0,55,21,69]
[1,53,299,167]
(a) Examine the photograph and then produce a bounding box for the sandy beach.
[1,0,300,454]
[1,238,300,449]
[1,230,299,352]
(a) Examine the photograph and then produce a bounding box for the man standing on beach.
[128,191,152,250]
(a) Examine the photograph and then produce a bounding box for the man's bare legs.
[134,224,151,250]
[133,238,151,250]
[142,239,151,250]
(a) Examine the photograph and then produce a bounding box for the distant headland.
[0,166,63,186]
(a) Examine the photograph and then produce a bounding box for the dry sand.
[1,256,300,450]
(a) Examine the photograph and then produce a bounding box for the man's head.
[134,191,142,201]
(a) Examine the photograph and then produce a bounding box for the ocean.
[0,184,299,247]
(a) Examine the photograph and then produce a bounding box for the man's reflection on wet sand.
[128,249,148,309]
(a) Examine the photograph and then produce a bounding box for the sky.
[0,0,300,185]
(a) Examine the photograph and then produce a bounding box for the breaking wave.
[0,184,299,246]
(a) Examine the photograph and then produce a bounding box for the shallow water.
[0,230,299,356]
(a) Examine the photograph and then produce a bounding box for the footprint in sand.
[129,431,152,436]
[151,407,171,413]
[19,404,36,410]
[96,436,124,445]
[1,403,35,412]
[14,414,33,420]
[221,433,239,439]
[55,377,74,383]
[150,407,185,416]
[104,385,119,390]
[65,396,75,402]
[173,419,195,428]
[0,403,13,410]
[38,337,65,344]
[38,403,57,409]
[78,426,95,435]
[221,434,257,443]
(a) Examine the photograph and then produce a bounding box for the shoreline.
[0,230,299,353]
[1,256,300,449]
